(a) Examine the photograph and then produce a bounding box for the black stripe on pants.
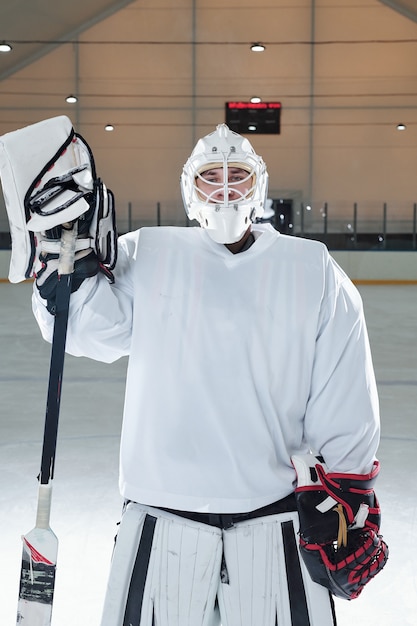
[123,514,157,626]
[281,520,311,626]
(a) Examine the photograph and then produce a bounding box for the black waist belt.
[159,492,297,530]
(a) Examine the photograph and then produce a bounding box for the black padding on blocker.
[123,514,157,626]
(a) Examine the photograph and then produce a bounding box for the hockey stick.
[16,223,78,626]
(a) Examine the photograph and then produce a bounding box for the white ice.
[1,282,416,625]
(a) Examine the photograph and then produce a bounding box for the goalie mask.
[180,124,268,244]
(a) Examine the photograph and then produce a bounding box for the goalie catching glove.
[0,115,117,296]
[291,453,388,600]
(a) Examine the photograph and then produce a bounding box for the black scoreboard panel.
[225,102,281,134]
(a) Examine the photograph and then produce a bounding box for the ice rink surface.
[1,281,416,626]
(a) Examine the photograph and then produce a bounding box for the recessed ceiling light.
[0,42,12,53]
[396,123,406,131]
[105,124,114,132]
[250,97,262,103]
[250,43,265,52]
[65,94,78,104]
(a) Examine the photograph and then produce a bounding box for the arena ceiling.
[0,0,417,81]
[1,0,416,81]
[1,0,417,231]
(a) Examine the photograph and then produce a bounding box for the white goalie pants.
[100,502,336,626]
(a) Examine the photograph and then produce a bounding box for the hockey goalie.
[0,117,388,626]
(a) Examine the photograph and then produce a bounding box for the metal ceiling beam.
[0,0,136,82]
[378,0,417,23]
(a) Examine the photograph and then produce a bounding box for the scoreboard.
[225,102,281,134]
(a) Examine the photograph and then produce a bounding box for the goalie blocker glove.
[291,453,389,600]
[0,115,117,289]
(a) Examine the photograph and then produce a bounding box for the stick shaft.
[39,223,77,484]
[16,225,78,626]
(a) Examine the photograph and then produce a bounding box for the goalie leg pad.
[100,503,223,626]
[218,510,335,626]
[101,504,336,626]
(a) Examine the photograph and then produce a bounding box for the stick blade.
[17,526,58,626]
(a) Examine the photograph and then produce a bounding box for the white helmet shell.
[181,124,268,243]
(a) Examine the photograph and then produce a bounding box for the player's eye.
[229,175,246,183]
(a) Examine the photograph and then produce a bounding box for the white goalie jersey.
[32,223,380,514]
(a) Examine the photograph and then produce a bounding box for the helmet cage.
[195,163,255,202]
[181,124,268,243]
